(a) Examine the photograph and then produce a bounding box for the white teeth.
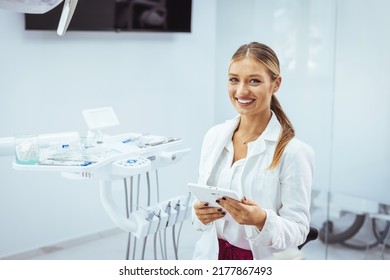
[238,99,254,104]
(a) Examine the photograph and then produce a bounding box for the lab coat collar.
[260,112,282,142]
[245,112,281,157]
[203,113,281,181]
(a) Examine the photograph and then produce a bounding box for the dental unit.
[0,107,192,260]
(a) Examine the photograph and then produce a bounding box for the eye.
[249,79,261,84]
[228,77,239,83]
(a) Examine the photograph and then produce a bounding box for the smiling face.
[228,57,281,119]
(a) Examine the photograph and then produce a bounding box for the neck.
[237,111,272,135]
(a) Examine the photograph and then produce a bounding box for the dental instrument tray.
[12,133,186,178]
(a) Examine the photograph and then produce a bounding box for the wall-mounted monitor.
[25,0,192,33]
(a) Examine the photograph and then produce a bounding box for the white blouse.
[207,139,257,250]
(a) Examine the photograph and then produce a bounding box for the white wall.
[0,0,216,257]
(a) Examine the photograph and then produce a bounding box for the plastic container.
[14,135,39,165]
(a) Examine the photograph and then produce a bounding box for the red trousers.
[218,238,253,260]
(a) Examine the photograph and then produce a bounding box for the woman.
[192,42,314,260]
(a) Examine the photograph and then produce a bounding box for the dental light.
[0,0,78,36]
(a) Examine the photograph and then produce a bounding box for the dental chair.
[298,226,319,250]
[268,226,319,260]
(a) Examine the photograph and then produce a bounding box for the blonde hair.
[231,42,295,169]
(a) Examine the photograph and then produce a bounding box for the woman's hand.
[217,196,267,230]
[193,200,226,225]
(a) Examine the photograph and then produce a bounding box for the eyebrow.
[228,73,265,78]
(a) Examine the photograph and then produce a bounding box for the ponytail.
[269,95,295,169]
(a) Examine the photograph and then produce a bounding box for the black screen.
[25,0,192,33]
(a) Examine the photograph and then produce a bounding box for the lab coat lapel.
[202,117,240,184]
[241,114,281,194]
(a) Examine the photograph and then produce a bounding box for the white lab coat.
[192,113,314,260]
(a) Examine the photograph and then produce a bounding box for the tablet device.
[187,183,241,208]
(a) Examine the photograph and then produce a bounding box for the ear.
[272,76,282,93]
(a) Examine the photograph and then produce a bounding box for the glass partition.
[216,0,390,259]
[321,0,390,260]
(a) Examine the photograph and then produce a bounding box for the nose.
[236,81,249,96]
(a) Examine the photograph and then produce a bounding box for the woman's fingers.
[216,196,242,212]
[217,196,264,226]
[194,201,225,224]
